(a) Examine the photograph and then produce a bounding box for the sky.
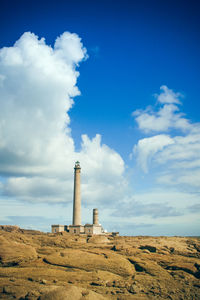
[0,0,200,235]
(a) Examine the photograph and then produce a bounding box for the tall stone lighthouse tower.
[72,161,81,225]
[51,160,106,235]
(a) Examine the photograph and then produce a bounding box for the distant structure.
[51,161,104,235]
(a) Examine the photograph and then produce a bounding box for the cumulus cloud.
[3,177,71,203]
[80,134,124,180]
[133,85,190,133]
[79,134,126,206]
[133,134,174,173]
[152,127,200,191]
[0,32,125,205]
[0,32,79,177]
[156,85,182,104]
[155,130,200,164]
[54,32,88,64]
[132,86,200,191]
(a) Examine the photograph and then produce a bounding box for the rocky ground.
[0,225,199,299]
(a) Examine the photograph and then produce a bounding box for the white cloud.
[156,85,182,104]
[79,134,126,205]
[157,170,200,188]
[54,32,88,65]
[132,86,200,191]
[155,130,200,164]
[80,134,124,180]
[133,85,190,133]
[3,177,71,203]
[133,134,174,173]
[0,32,125,205]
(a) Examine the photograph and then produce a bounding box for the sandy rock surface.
[0,226,199,299]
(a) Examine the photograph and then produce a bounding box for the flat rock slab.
[39,285,107,300]
[44,248,134,277]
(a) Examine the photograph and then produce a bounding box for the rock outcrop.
[0,226,199,299]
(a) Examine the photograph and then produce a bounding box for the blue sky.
[0,0,200,235]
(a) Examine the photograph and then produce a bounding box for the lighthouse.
[72,161,81,225]
[52,161,106,235]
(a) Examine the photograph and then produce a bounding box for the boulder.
[87,235,110,244]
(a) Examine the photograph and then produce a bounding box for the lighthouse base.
[68,225,85,234]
